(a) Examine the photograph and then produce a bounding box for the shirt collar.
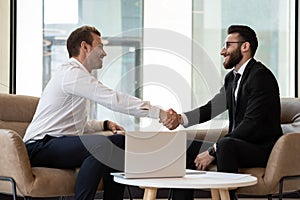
[69,57,90,74]
[234,58,251,76]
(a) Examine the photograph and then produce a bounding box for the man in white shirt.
[23,25,168,200]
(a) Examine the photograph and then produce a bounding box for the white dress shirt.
[23,58,161,142]
[233,58,250,100]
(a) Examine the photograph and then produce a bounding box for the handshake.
[159,109,184,130]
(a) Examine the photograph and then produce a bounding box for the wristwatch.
[103,120,109,130]
[207,146,216,158]
[178,114,183,125]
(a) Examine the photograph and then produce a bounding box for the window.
[192,0,296,103]
[15,0,297,130]
[16,0,143,130]
[190,0,296,129]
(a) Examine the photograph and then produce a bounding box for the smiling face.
[84,32,107,71]
[220,33,244,70]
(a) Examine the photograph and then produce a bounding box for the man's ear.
[81,41,89,51]
[241,42,250,53]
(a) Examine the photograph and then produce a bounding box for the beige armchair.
[0,93,104,199]
[186,98,300,200]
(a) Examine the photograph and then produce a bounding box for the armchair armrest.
[0,129,35,193]
[184,128,228,142]
[263,133,300,190]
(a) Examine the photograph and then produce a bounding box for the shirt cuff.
[213,142,217,151]
[181,113,189,127]
[84,120,104,133]
[147,105,161,119]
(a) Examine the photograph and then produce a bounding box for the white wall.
[0,0,10,93]
[298,1,300,96]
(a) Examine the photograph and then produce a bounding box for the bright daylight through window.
[16,0,296,131]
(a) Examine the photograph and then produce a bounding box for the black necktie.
[232,73,241,129]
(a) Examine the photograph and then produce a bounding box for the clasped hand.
[159,108,181,130]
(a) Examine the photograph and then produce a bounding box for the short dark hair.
[67,25,101,58]
[227,25,258,57]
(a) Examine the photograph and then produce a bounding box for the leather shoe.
[229,190,238,200]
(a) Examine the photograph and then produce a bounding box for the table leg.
[211,189,220,200]
[143,187,158,200]
[219,189,230,200]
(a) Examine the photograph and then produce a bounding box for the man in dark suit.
[163,25,283,200]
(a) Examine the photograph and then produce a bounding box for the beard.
[223,48,243,69]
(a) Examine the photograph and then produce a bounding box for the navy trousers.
[26,134,125,200]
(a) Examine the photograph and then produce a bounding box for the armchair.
[0,93,103,199]
[186,98,300,200]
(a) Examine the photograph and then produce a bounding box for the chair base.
[277,175,300,200]
[1,176,69,200]
[1,176,133,200]
[0,176,17,200]
[262,175,300,200]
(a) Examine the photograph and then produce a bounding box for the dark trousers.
[26,134,125,200]
[172,137,273,200]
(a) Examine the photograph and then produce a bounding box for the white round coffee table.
[113,171,257,200]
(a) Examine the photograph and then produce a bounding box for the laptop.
[112,131,187,179]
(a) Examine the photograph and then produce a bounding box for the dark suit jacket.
[184,58,283,145]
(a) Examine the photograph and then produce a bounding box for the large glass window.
[43,0,143,130]
[191,0,296,128]
[16,0,143,130]
[192,0,295,104]
[15,0,296,130]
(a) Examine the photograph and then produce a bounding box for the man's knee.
[217,137,237,151]
[216,137,239,173]
[108,134,125,149]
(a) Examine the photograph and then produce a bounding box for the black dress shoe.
[229,190,238,200]
[172,188,194,200]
